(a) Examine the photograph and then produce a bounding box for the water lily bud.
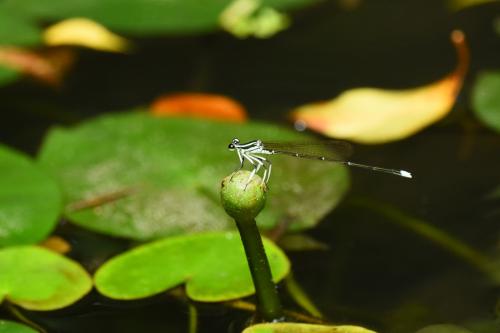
[221,170,267,221]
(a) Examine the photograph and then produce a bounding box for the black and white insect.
[227,138,412,184]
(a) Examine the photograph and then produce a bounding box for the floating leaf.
[415,324,473,333]
[242,323,377,333]
[43,18,131,53]
[0,246,92,310]
[290,30,469,144]
[219,0,290,38]
[0,0,317,35]
[472,70,500,133]
[150,93,247,123]
[95,232,289,302]
[0,320,37,333]
[38,112,348,240]
[0,145,61,247]
[0,10,41,46]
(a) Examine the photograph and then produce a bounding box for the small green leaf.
[94,232,289,302]
[473,71,500,133]
[0,320,37,333]
[242,323,378,333]
[0,145,62,247]
[38,112,348,240]
[415,324,473,333]
[0,66,21,87]
[0,246,92,310]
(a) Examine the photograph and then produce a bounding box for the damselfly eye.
[228,143,235,150]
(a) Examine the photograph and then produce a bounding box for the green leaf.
[38,112,349,240]
[242,323,378,333]
[0,145,62,247]
[94,232,289,301]
[473,71,500,133]
[0,320,37,333]
[0,66,21,87]
[1,0,317,35]
[0,9,41,46]
[0,246,92,310]
[415,324,473,333]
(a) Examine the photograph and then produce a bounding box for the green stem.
[235,216,284,322]
[348,196,500,284]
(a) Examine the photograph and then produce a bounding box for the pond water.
[1,1,499,332]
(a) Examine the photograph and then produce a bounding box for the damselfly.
[228,138,412,184]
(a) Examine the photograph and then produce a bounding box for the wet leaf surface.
[38,112,348,240]
[472,70,500,133]
[0,145,61,247]
[0,246,92,310]
[94,232,289,301]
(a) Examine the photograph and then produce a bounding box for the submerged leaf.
[38,112,348,240]
[94,232,289,302]
[0,246,92,310]
[448,0,499,11]
[0,320,38,333]
[242,322,377,333]
[0,145,61,247]
[290,30,469,144]
[150,93,247,122]
[43,18,131,52]
[472,70,500,132]
[415,324,473,333]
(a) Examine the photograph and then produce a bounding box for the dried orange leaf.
[43,18,131,53]
[150,93,247,122]
[0,46,75,86]
[290,30,469,144]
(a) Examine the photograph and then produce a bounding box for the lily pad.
[94,232,289,301]
[0,246,92,310]
[0,320,37,333]
[242,323,377,333]
[38,111,348,240]
[1,0,318,35]
[472,70,500,133]
[0,144,61,247]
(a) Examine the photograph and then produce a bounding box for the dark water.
[1,0,500,332]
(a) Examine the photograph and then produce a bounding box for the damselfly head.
[228,138,239,150]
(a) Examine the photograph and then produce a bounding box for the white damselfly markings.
[227,138,412,184]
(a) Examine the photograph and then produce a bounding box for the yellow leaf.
[242,322,378,333]
[43,18,131,53]
[290,30,469,144]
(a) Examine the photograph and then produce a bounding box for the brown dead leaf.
[40,236,71,254]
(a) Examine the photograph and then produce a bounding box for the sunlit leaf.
[150,93,247,123]
[0,246,92,310]
[415,324,473,333]
[38,112,349,240]
[0,47,76,86]
[0,320,37,333]
[0,145,61,247]
[242,322,377,333]
[43,18,131,53]
[95,232,289,301]
[220,0,290,38]
[290,30,469,144]
[472,70,500,133]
